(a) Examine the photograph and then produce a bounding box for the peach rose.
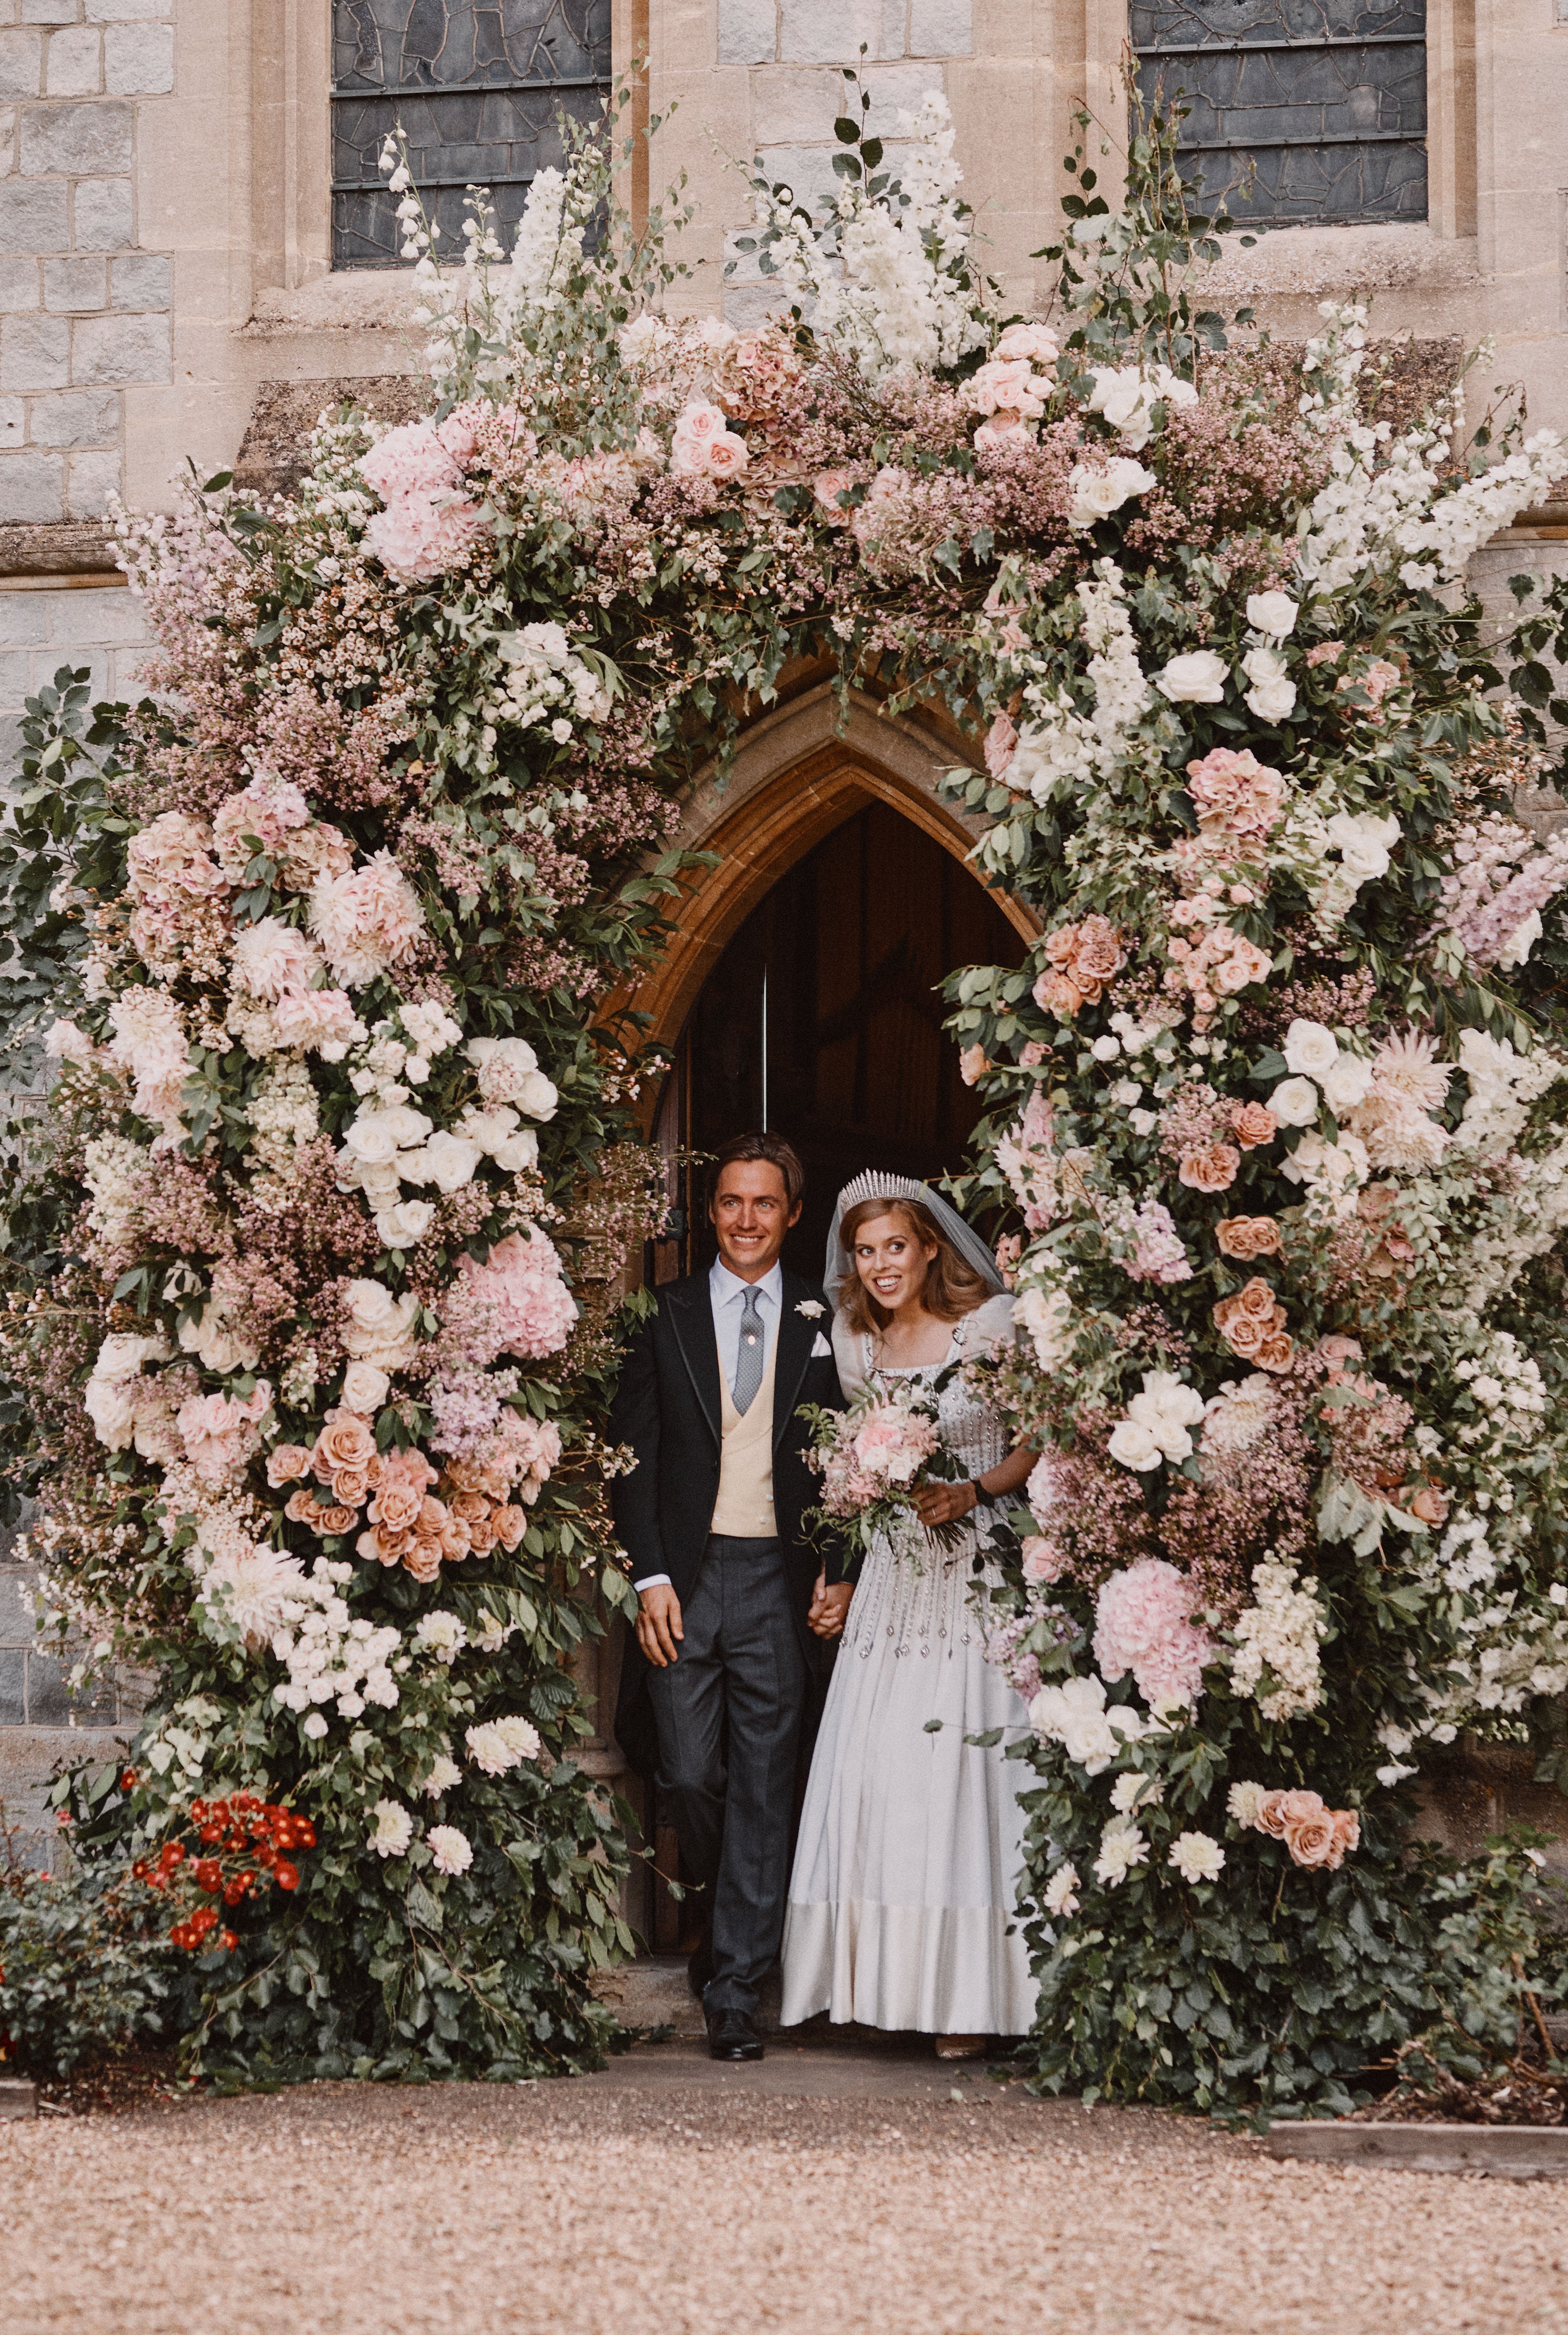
[1033,968,1086,1020]
[1283,1811,1338,1868]
[1328,1809,1361,1867]
[1074,916,1127,983]
[1255,1332,1295,1375]
[1179,1143,1240,1193]
[311,1409,378,1486]
[312,1504,356,1537]
[356,1523,410,1569]
[330,1464,377,1508]
[1256,1787,1325,1838]
[465,1509,501,1556]
[403,1538,444,1584]
[370,1478,426,1533]
[1228,1101,1278,1151]
[1408,1483,1449,1527]
[493,1505,527,1552]
[1216,1215,1281,1261]
[267,1445,313,1488]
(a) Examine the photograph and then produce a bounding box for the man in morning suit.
[610,1131,848,2062]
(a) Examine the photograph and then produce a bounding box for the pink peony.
[272,985,361,1054]
[1093,1557,1215,1711]
[177,1382,272,1486]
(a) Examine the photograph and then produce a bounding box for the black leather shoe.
[706,2008,764,2062]
[687,1934,714,1999]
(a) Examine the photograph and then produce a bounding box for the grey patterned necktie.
[732,1287,765,1415]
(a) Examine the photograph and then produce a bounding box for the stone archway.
[628,682,1038,1072]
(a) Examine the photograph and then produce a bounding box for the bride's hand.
[913,1479,978,1528]
[808,1578,854,1639]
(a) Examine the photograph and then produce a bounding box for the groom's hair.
[706,1131,805,1213]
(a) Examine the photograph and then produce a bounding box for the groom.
[611,1131,849,2061]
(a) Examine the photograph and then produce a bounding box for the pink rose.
[813,468,855,523]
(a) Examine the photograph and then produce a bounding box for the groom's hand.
[636,1584,684,1667]
[808,1577,853,1640]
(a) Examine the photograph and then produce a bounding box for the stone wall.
[0,570,147,758]
[0,0,174,530]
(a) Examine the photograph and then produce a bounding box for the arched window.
[331,0,612,269]
[1134,0,1427,227]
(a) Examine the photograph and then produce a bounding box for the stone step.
[1267,2121,1568,2179]
[0,2079,36,2118]
[591,1956,784,2041]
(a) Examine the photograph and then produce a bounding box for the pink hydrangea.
[308,851,427,987]
[212,775,312,877]
[1093,1557,1215,1711]
[445,1230,578,1366]
[126,811,228,902]
[359,414,493,581]
[272,985,362,1055]
[176,1381,272,1485]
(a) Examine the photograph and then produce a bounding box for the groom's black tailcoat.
[608,1266,846,2014]
[609,1267,849,1642]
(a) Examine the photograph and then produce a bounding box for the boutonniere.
[796,1299,826,1319]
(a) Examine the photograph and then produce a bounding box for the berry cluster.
[129,1783,316,1954]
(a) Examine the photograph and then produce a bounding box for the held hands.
[808,1575,854,1640]
[912,1478,979,1530]
[635,1583,684,1667]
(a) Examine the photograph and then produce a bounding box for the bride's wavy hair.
[838,1196,992,1335]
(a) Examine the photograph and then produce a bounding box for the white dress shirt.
[633,1260,783,1592]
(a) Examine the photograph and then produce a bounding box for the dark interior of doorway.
[646,800,1028,1290]
[628,802,1028,1960]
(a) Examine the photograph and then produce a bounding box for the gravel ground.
[2,2043,1566,2335]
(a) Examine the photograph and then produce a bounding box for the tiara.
[835,1171,928,1212]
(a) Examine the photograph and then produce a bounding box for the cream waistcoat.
[710,1319,778,1538]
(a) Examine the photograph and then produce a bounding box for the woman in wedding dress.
[780,1172,1039,2056]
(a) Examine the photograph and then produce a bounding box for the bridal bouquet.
[800,1381,969,1566]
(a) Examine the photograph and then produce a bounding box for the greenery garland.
[2,84,1566,2103]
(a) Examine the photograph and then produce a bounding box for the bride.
[780,1171,1039,2056]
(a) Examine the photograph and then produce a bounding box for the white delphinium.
[1168,1831,1225,1884]
[268,1559,404,1725]
[1451,1028,1567,1154]
[1230,1560,1325,1721]
[1092,1816,1150,1887]
[1453,1334,1548,1453]
[503,167,582,320]
[1084,361,1196,452]
[369,1800,415,1859]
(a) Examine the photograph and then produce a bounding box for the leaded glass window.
[1132,0,1427,227]
[332,0,612,269]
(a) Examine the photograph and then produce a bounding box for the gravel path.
[2,2042,1565,2334]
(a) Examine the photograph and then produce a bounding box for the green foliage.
[0,1809,175,2079]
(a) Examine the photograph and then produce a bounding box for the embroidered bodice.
[831,1292,1017,1483]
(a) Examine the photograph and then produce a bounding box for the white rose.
[1129,1109,1159,1135]
[1321,1051,1374,1114]
[94,1331,165,1379]
[1244,672,1298,723]
[492,1128,540,1173]
[1245,591,1298,639]
[1108,1417,1164,1471]
[1269,1076,1321,1128]
[342,1361,391,1412]
[1016,1282,1073,1371]
[1061,1710,1121,1771]
[514,1070,558,1122]
[1282,1020,1339,1080]
[342,1279,422,1366]
[85,1372,139,1450]
[456,1105,522,1156]
[375,1199,435,1249]
[1155,650,1229,704]
[1065,457,1157,526]
[302,1712,330,1741]
[1325,809,1401,882]
[356,1159,405,1202]
[1091,1034,1121,1062]
[341,1112,403,1167]
[404,1131,483,1193]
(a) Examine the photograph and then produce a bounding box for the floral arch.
[5,92,1568,2112]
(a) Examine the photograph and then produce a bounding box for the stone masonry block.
[44,581,146,643]
[85,0,168,16]
[73,176,132,249]
[0,1642,24,1725]
[0,590,47,642]
[27,383,115,441]
[908,0,969,54]
[108,249,166,307]
[746,140,842,209]
[102,19,168,89]
[0,180,68,253]
[26,1644,117,1724]
[20,98,131,176]
[0,396,22,446]
[779,0,905,64]
[43,252,103,308]
[0,311,69,389]
[0,445,64,519]
[749,66,839,143]
[0,651,31,698]
[70,306,166,383]
[718,0,775,66]
[20,0,78,22]
[64,440,114,511]
[0,28,43,98]
[860,58,947,114]
[45,21,98,91]
[0,254,38,310]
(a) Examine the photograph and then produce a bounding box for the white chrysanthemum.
[1168,1830,1226,1885]
[422,1755,462,1799]
[1092,1817,1149,1887]
[1110,1770,1163,1814]
[416,1610,467,1662]
[198,1542,306,1649]
[369,1799,415,1859]
[1201,1376,1276,1456]
[465,1715,542,1775]
[1226,1780,1269,1830]
[1043,1863,1081,1918]
[428,1824,473,1877]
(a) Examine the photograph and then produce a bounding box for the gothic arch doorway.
[647,798,1030,1287]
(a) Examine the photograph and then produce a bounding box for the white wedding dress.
[780,1293,1039,2036]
